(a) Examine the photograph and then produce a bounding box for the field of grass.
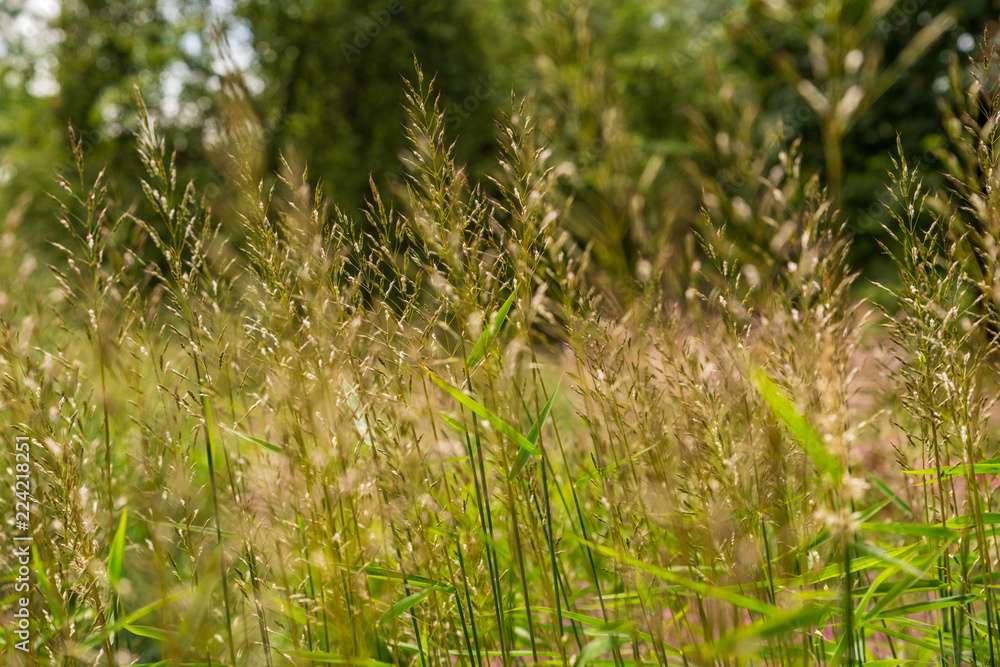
[5,56,1000,667]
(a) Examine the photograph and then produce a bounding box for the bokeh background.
[1,0,998,295]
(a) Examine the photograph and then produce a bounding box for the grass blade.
[425,368,540,457]
[467,290,518,369]
[109,509,128,590]
[379,588,432,626]
[751,368,842,478]
[510,383,559,479]
[125,624,170,641]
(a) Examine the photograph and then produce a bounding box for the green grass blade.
[363,566,457,593]
[125,624,169,641]
[224,427,286,457]
[425,368,539,457]
[32,545,62,626]
[441,414,467,433]
[868,473,913,514]
[878,594,977,618]
[467,290,517,369]
[85,589,192,646]
[510,383,559,479]
[707,602,832,657]
[853,542,927,580]
[109,509,128,590]
[574,445,657,488]
[859,522,958,541]
[582,539,779,616]
[379,588,432,626]
[904,460,1000,476]
[751,368,841,478]
[573,634,629,667]
[284,652,395,667]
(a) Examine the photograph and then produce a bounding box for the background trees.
[1,0,997,283]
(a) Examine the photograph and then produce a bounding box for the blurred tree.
[234,0,501,211]
[0,0,217,249]
[51,0,216,197]
[0,0,66,245]
[726,0,998,263]
[3,0,1000,291]
[492,0,732,300]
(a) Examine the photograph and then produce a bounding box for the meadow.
[4,37,1000,667]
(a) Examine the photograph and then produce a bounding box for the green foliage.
[235,0,499,209]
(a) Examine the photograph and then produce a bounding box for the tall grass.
[4,49,1000,667]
